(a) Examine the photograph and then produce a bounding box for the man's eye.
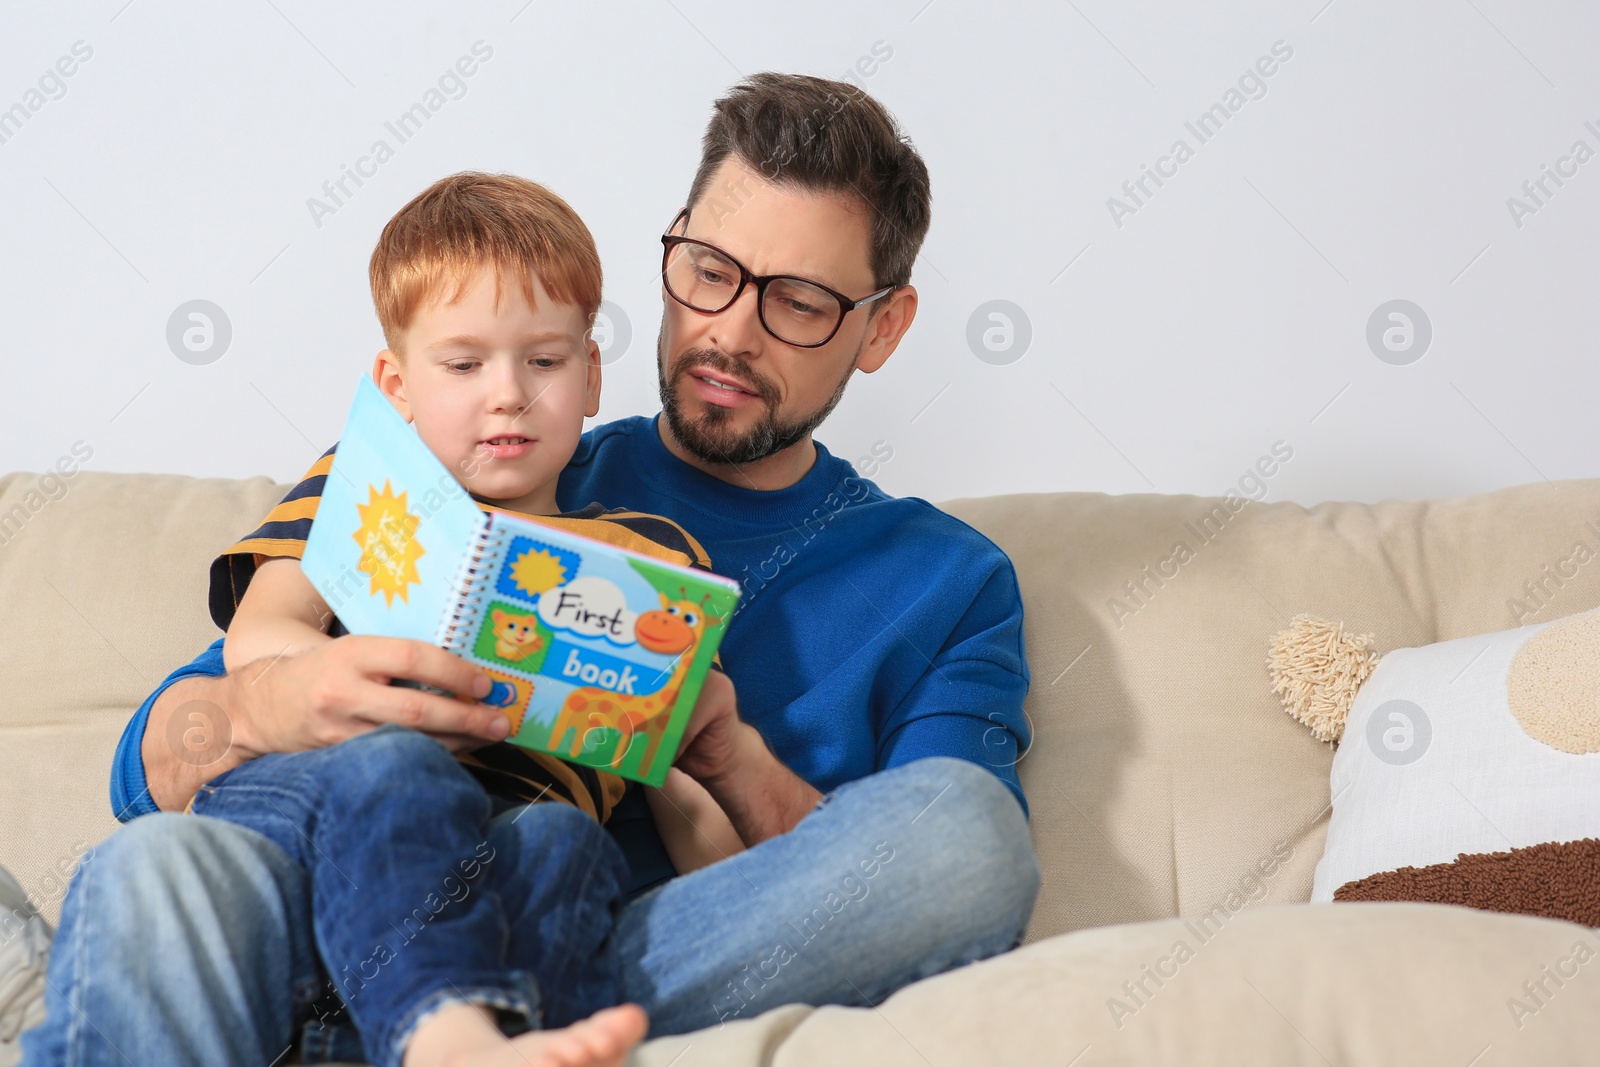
[694,266,730,286]
[778,297,823,317]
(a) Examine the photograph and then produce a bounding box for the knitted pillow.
[1268,608,1600,923]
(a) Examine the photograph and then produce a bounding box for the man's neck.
[656,415,817,492]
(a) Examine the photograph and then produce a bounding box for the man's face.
[657,157,883,466]
[377,264,600,515]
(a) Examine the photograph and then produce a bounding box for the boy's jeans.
[22,754,1040,1066]
[187,724,625,1067]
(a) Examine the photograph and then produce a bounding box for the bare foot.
[405,1000,649,1067]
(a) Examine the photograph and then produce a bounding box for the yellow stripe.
[303,452,335,479]
[598,773,626,821]
[227,537,307,559]
[229,537,306,558]
[259,496,320,524]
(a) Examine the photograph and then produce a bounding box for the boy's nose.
[488,367,534,416]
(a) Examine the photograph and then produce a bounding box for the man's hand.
[670,668,744,784]
[669,668,822,846]
[143,636,509,812]
[232,635,508,759]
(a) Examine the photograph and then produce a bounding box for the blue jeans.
[22,755,1039,1066]
[188,724,626,1067]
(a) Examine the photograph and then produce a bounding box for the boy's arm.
[642,769,746,875]
[671,668,824,846]
[221,556,335,671]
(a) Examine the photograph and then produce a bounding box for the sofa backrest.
[4,470,1599,937]
[0,471,290,927]
[941,479,1600,942]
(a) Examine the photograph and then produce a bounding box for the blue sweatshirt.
[112,415,1031,897]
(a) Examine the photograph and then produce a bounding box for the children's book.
[301,377,739,786]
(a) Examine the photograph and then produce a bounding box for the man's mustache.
[671,349,777,404]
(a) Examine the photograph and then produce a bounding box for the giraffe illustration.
[549,587,722,778]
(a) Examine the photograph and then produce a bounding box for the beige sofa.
[4,469,1598,1065]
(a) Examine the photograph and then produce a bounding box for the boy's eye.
[530,356,561,369]
[446,360,477,373]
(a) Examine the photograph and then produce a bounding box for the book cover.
[302,377,740,785]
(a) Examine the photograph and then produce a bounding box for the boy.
[196,172,734,1067]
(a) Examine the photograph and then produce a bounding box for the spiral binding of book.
[435,519,501,655]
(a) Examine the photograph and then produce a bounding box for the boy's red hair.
[370,172,602,356]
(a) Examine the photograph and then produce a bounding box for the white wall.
[3,1,1596,507]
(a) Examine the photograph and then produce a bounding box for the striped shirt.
[208,444,716,824]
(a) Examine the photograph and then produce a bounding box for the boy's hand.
[232,635,509,758]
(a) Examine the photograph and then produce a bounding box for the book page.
[301,376,486,642]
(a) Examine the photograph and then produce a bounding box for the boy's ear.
[372,351,413,422]
[583,338,602,419]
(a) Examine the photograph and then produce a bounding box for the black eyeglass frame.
[659,208,897,349]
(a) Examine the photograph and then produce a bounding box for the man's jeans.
[21,755,1040,1066]
[191,724,626,1067]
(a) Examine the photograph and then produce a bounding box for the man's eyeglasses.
[659,208,896,348]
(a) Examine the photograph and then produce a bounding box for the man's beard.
[656,323,859,466]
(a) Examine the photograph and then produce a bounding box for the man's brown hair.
[370,172,602,356]
[686,72,932,290]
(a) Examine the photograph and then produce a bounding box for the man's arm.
[873,558,1032,816]
[140,666,267,813]
[118,636,515,816]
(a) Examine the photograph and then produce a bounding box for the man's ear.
[372,351,413,422]
[855,285,918,375]
[584,338,603,419]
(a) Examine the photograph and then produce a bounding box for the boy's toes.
[513,1003,648,1067]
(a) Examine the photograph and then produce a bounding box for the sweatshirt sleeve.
[110,638,228,822]
[873,554,1033,818]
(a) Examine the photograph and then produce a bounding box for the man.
[25,72,1039,1066]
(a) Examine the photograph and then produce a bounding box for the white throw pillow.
[1312,608,1600,901]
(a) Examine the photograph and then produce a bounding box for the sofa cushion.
[940,479,1600,942]
[0,471,290,927]
[760,902,1600,1066]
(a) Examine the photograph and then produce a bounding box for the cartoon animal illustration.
[550,588,722,777]
[490,607,544,662]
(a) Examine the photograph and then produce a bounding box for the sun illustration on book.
[352,480,425,606]
[509,546,568,600]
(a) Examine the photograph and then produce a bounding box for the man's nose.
[706,283,765,360]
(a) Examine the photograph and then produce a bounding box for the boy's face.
[373,265,600,516]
